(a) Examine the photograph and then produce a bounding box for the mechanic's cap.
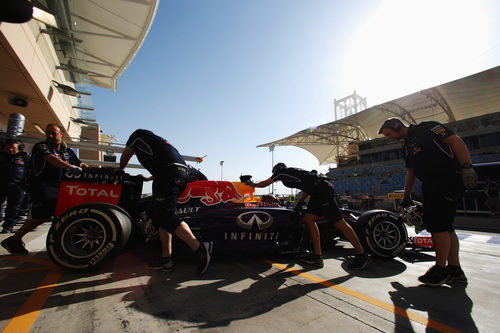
[272,162,287,173]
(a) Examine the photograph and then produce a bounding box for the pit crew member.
[2,124,87,254]
[116,129,212,275]
[379,118,477,286]
[485,176,500,216]
[0,139,29,233]
[245,163,369,270]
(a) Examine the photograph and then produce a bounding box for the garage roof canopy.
[50,0,159,91]
[258,66,500,164]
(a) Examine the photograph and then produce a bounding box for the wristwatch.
[462,163,472,169]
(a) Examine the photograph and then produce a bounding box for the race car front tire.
[46,203,132,270]
[355,210,408,258]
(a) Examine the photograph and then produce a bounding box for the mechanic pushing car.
[379,118,477,286]
[245,163,369,270]
[116,129,212,275]
[2,124,87,255]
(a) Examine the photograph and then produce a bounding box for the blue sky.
[92,0,500,195]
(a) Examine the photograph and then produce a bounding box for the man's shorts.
[306,181,342,224]
[151,166,188,233]
[30,182,59,220]
[422,176,463,233]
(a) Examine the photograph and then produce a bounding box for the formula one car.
[46,168,414,270]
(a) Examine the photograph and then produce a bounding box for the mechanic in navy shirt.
[117,129,212,275]
[0,139,29,233]
[1,124,87,255]
[246,163,369,270]
[379,118,477,286]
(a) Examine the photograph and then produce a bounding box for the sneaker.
[298,249,311,259]
[418,265,450,286]
[1,236,28,255]
[196,242,213,275]
[447,265,468,283]
[146,257,174,272]
[348,253,369,270]
[299,252,324,268]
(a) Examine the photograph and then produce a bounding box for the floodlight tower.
[334,91,367,121]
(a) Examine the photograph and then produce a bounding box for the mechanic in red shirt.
[117,129,212,275]
[379,118,477,286]
[246,163,369,270]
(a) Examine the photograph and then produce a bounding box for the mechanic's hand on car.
[399,196,412,210]
[462,165,478,189]
[111,167,125,175]
[137,174,154,181]
[244,180,257,187]
[294,201,305,214]
[68,164,82,175]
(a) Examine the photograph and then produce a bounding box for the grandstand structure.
[330,112,500,203]
[259,66,500,210]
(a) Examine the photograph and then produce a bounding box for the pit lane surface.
[1,223,499,333]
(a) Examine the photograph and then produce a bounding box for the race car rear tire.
[355,210,407,258]
[46,203,132,270]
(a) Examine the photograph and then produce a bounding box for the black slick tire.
[46,203,132,270]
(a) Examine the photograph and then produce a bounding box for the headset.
[272,162,287,174]
[2,138,25,151]
[378,118,404,134]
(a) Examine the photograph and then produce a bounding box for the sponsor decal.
[387,193,404,200]
[413,236,434,247]
[430,124,443,132]
[177,181,242,206]
[176,206,201,215]
[434,128,445,135]
[64,185,120,198]
[89,242,115,266]
[59,207,90,224]
[430,124,450,138]
[367,213,389,227]
[225,211,278,241]
[391,242,407,256]
[55,181,122,216]
[224,232,280,241]
[63,170,124,184]
[236,211,273,231]
[244,202,278,207]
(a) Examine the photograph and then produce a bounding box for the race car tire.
[355,210,408,258]
[46,203,132,270]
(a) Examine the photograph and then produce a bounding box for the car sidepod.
[178,204,302,253]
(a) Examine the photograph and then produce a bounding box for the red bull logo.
[178,181,243,206]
